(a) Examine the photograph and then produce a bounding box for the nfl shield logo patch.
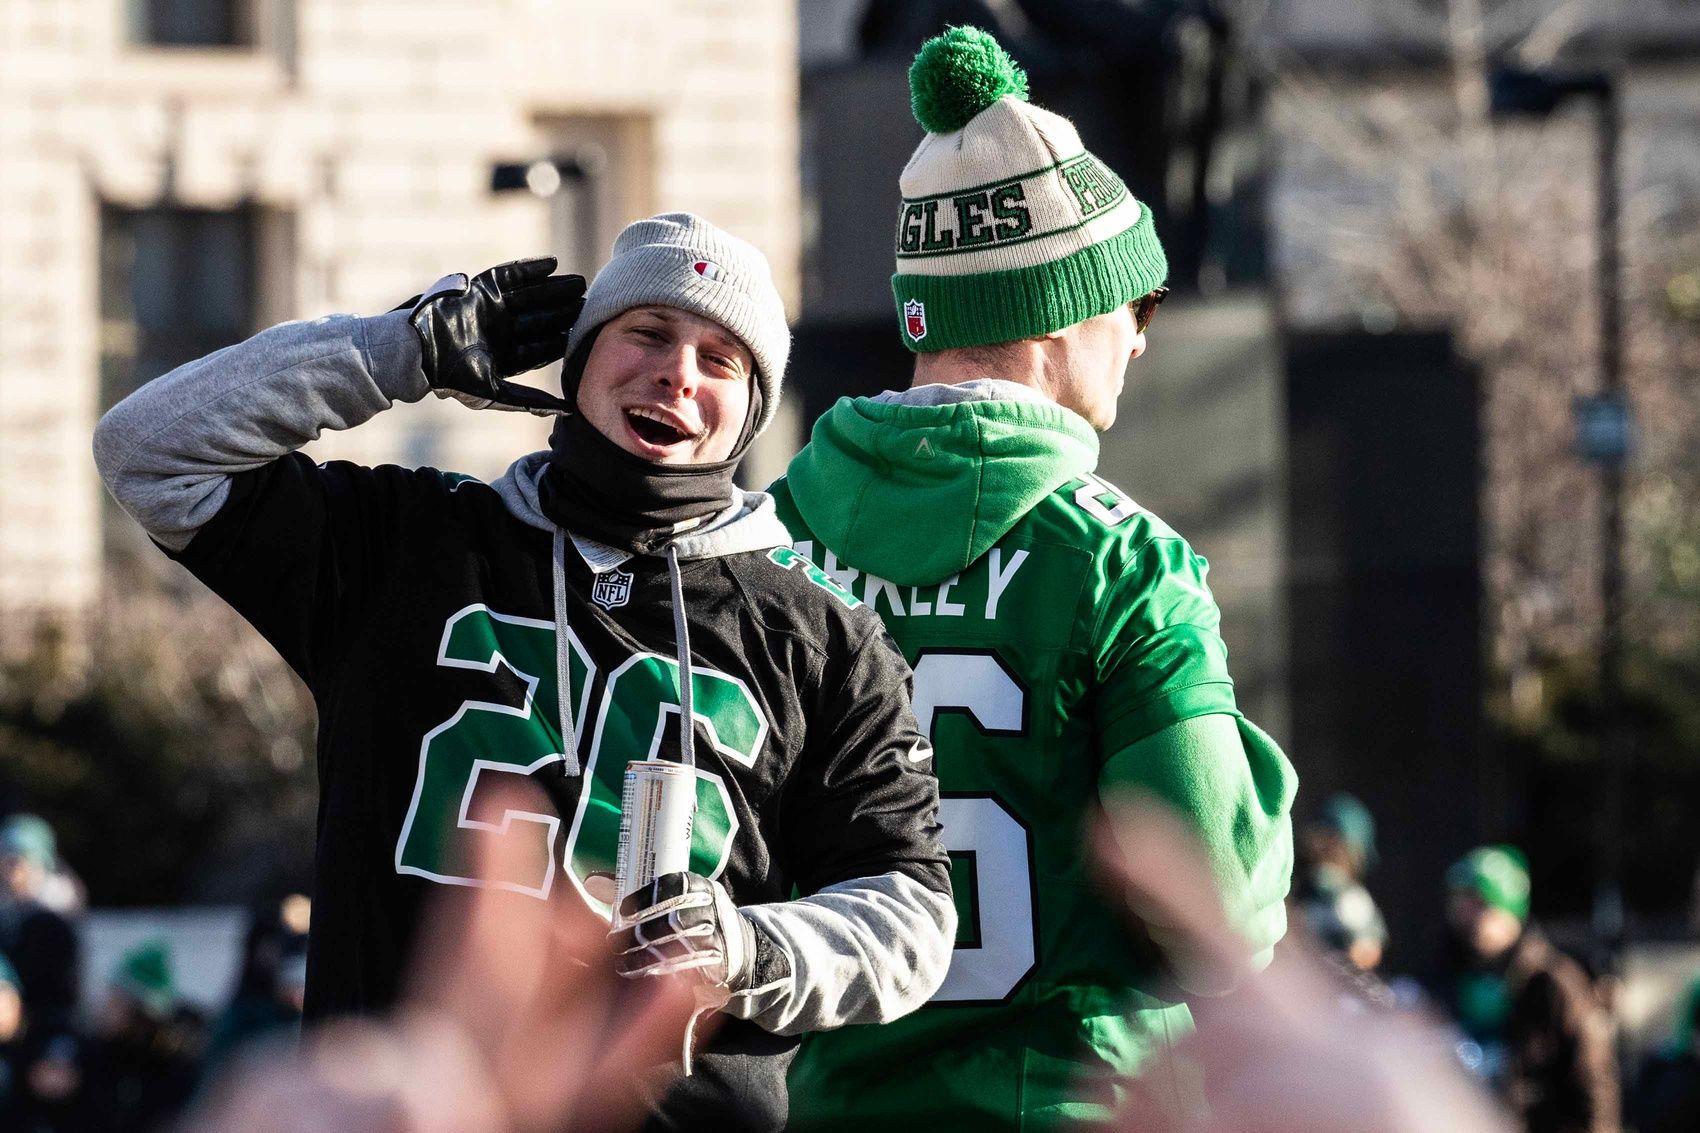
[591,569,633,610]
[904,299,928,342]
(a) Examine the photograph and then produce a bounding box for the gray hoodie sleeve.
[93,311,428,551]
[715,610,956,1035]
[728,872,955,1035]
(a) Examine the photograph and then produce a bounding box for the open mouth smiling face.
[621,404,704,455]
[578,306,754,465]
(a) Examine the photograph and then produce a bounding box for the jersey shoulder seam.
[1085,532,1204,656]
[720,555,841,663]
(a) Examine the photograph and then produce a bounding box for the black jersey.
[168,451,946,1129]
[96,310,953,1131]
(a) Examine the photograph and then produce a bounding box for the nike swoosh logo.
[907,739,934,763]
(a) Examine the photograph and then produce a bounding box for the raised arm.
[93,311,428,551]
[94,258,582,550]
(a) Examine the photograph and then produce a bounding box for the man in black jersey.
[95,213,954,1131]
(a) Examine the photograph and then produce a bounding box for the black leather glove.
[611,872,756,996]
[405,257,585,416]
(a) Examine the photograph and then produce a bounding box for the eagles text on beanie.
[892,26,1168,353]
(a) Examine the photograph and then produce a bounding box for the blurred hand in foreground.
[1094,795,1513,1133]
[185,787,701,1133]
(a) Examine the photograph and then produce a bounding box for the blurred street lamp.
[523,160,564,199]
[1489,64,1631,956]
[491,151,603,275]
[489,155,594,196]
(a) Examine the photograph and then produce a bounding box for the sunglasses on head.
[1131,287,1169,334]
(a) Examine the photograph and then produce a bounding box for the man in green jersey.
[773,26,1298,1130]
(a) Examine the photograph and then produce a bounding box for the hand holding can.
[613,759,698,926]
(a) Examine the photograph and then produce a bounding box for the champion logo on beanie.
[693,260,722,281]
[891,26,1168,352]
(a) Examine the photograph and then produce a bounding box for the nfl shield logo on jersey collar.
[904,299,927,342]
[592,568,634,610]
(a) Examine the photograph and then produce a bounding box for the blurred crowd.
[0,814,310,1133]
[1291,793,1700,1133]
[0,801,1698,1133]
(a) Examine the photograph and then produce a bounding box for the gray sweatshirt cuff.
[727,871,956,1036]
[362,310,430,402]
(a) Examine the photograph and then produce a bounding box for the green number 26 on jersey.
[394,604,768,919]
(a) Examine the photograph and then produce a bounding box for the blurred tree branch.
[1258,0,1700,731]
[0,551,316,904]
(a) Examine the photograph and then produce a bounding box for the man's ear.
[1129,332,1148,360]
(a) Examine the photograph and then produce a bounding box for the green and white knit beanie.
[893,26,1168,352]
[564,212,790,438]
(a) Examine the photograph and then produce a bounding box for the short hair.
[935,338,1032,373]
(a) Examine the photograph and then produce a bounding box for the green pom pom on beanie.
[909,25,1029,134]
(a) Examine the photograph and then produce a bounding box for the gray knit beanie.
[564,212,790,438]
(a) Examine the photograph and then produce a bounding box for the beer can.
[613,759,697,925]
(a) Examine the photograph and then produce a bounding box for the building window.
[545,154,604,279]
[99,204,260,559]
[99,204,260,411]
[99,205,293,562]
[128,0,257,48]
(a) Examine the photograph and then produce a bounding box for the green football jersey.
[772,392,1296,1131]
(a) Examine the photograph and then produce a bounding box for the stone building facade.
[0,0,800,613]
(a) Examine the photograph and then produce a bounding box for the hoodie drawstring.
[551,531,696,773]
[665,543,696,771]
[551,528,581,778]
[666,542,714,1077]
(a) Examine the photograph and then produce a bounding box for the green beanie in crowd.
[114,939,178,1020]
[1315,792,1378,872]
[1447,845,1532,922]
[0,813,58,869]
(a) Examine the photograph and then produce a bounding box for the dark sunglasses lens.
[1135,297,1158,332]
[1134,288,1168,332]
